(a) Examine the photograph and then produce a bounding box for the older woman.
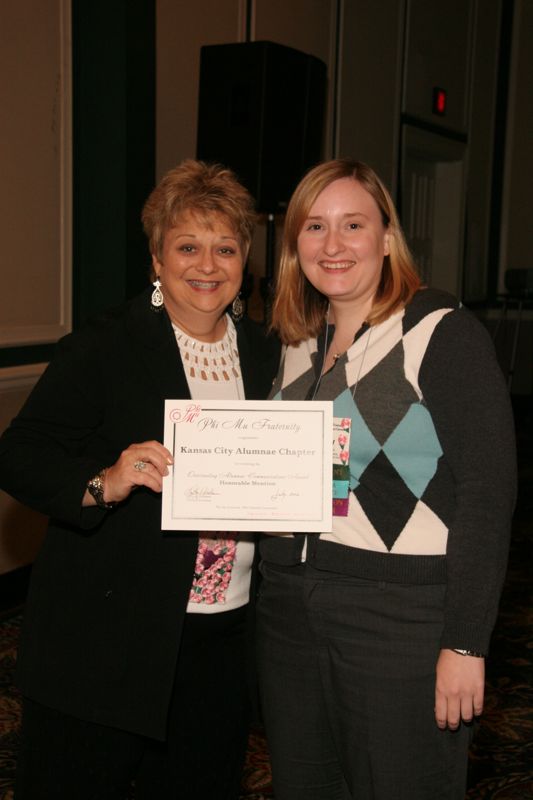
[0,160,279,799]
[257,158,516,800]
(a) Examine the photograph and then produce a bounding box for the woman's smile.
[297,177,389,310]
[186,279,225,290]
[318,260,356,271]
[152,210,244,338]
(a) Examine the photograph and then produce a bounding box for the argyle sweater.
[260,289,516,652]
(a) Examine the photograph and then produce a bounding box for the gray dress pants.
[256,561,472,800]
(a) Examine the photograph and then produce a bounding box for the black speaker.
[196,41,327,213]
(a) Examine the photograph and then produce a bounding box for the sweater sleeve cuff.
[440,620,493,655]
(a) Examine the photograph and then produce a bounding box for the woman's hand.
[83,441,174,506]
[434,648,485,730]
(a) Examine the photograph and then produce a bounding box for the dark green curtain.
[72,0,155,327]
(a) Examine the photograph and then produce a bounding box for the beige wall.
[156,0,243,179]
[0,1,71,347]
[255,0,332,64]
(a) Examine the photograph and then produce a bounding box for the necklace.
[330,337,343,364]
[329,325,365,367]
[311,321,373,401]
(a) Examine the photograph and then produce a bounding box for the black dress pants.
[15,606,250,800]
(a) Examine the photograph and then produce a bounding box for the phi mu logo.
[169,404,201,424]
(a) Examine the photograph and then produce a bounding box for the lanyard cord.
[310,315,373,402]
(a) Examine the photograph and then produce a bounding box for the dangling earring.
[231,293,244,323]
[150,278,164,312]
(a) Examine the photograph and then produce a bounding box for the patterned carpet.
[0,415,531,798]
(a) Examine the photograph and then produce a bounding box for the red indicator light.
[432,87,447,116]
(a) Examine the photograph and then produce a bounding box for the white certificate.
[162,399,333,532]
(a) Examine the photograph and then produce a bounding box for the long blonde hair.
[271,158,421,345]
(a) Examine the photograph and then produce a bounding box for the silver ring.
[134,460,147,471]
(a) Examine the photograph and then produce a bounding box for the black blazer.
[0,289,280,739]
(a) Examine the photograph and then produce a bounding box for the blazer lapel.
[236,318,279,400]
[126,290,191,401]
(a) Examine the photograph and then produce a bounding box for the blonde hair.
[141,159,256,263]
[271,158,421,345]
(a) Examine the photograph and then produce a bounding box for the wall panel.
[403,0,473,132]
[156,0,243,178]
[254,0,333,65]
[337,0,405,191]
[0,1,71,347]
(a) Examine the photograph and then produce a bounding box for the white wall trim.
[0,363,47,393]
[0,323,67,348]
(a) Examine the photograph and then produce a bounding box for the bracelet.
[87,468,117,510]
[452,648,485,658]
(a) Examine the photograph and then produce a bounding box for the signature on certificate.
[185,486,220,500]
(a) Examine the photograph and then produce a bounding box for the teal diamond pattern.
[333,388,381,489]
[382,403,443,498]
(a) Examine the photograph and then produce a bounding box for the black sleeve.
[419,307,517,653]
[0,327,110,529]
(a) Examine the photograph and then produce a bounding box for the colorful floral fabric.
[189,535,237,604]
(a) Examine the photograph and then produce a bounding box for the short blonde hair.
[271,158,421,345]
[141,159,256,261]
